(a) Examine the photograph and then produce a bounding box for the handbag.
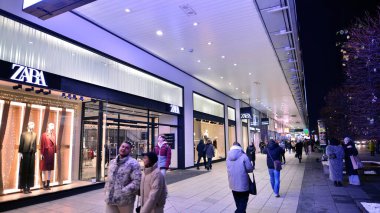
[350,155,363,169]
[248,173,257,195]
[268,151,282,171]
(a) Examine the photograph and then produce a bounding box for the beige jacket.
[140,163,167,213]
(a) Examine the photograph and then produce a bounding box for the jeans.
[232,191,249,213]
[268,169,280,195]
[196,154,206,168]
[207,158,212,169]
[160,169,167,176]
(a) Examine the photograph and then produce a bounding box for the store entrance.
[80,101,178,182]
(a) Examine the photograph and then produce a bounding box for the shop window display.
[193,119,226,163]
[0,84,80,196]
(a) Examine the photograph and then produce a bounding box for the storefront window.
[193,119,226,162]
[0,81,83,196]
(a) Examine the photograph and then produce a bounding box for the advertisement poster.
[317,120,327,145]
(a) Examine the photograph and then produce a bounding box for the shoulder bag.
[268,150,282,171]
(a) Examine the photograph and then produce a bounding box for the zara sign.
[10,64,48,87]
[170,104,180,114]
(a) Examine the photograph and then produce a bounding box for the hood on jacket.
[227,146,243,161]
[267,141,279,150]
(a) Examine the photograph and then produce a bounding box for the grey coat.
[226,146,254,192]
[326,145,344,181]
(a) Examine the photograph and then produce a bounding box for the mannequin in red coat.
[40,123,56,190]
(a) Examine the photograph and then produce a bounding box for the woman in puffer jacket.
[105,141,141,213]
[140,152,167,213]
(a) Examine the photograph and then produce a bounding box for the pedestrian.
[304,140,309,155]
[295,140,303,163]
[226,142,254,213]
[196,135,207,170]
[343,137,360,185]
[263,139,285,197]
[204,139,215,170]
[376,139,380,154]
[285,140,292,154]
[154,135,172,176]
[279,140,286,164]
[246,141,256,168]
[369,140,375,156]
[139,152,167,213]
[259,141,266,154]
[325,138,344,187]
[105,141,141,213]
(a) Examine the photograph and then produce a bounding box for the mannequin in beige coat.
[140,152,167,213]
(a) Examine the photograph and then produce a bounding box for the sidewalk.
[297,151,380,213]
[4,152,306,213]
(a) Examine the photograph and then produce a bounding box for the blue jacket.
[226,145,254,192]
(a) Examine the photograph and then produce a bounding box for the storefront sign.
[261,118,269,125]
[169,104,180,114]
[163,133,175,149]
[10,64,48,87]
[240,107,252,119]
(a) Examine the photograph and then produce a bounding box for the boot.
[27,186,32,193]
[43,181,47,190]
[47,180,51,190]
[23,187,29,194]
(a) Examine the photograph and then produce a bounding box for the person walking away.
[204,139,215,170]
[369,140,375,156]
[154,135,172,176]
[343,137,360,185]
[285,140,292,154]
[263,139,285,197]
[279,140,286,164]
[304,140,309,155]
[326,138,344,187]
[259,141,266,154]
[246,142,256,168]
[140,152,167,213]
[226,142,254,213]
[196,135,207,170]
[105,141,141,213]
[295,140,303,163]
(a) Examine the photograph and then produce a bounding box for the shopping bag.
[350,155,363,169]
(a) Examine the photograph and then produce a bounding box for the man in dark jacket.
[196,135,207,170]
[205,139,215,170]
[246,142,256,168]
[263,140,285,197]
[295,140,303,163]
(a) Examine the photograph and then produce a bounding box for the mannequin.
[18,122,37,194]
[40,123,56,190]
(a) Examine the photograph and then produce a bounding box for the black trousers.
[232,191,249,213]
[196,154,206,168]
[19,152,35,189]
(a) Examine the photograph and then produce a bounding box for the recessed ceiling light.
[221,55,225,59]
[207,67,211,70]
[197,59,201,63]
[249,73,252,75]
[233,63,237,66]
[207,42,212,45]
[180,47,185,51]
[156,30,163,36]
[235,88,238,90]
[125,8,131,13]
[193,22,199,26]
[28,41,33,44]
[242,91,245,94]
[220,76,224,79]
[229,82,232,85]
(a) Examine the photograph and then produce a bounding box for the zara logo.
[241,113,252,119]
[10,64,48,87]
[170,104,180,114]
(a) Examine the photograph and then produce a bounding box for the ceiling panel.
[74,0,305,128]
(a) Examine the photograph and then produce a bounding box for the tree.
[340,12,380,140]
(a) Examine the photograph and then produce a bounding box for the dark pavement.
[297,146,380,213]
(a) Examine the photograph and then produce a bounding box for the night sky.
[295,0,380,131]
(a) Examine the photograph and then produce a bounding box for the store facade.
[0,14,184,207]
[193,93,226,163]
